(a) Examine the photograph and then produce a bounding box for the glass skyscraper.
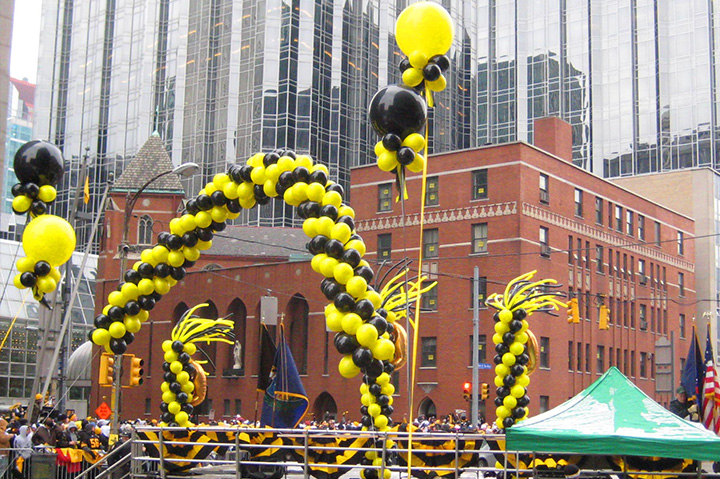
[34,0,720,234]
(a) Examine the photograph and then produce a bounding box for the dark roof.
[112,133,185,193]
[210,226,311,258]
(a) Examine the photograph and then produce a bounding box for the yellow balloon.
[322,191,343,208]
[341,312,363,335]
[92,328,111,346]
[345,239,366,256]
[138,278,155,296]
[108,291,125,307]
[496,405,511,419]
[511,385,526,398]
[306,182,326,202]
[250,166,266,185]
[338,355,360,378]
[108,322,126,339]
[153,277,170,295]
[402,68,424,87]
[320,257,339,278]
[184,342,197,355]
[371,338,395,361]
[494,376,504,388]
[196,240,212,250]
[223,181,239,199]
[170,361,183,374]
[338,205,355,218]
[303,218,318,238]
[124,318,142,334]
[367,403,381,418]
[315,216,335,238]
[162,391,176,404]
[195,211,212,228]
[183,246,201,261]
[373,415,388,429]
[38,185,57,203]
[333,262,354,284]
[331,223,352,244]
[377,151,398,172]
[292,182,309,203]
[362,289,382,308]
[346,276,368,298]
[237,181,254,200]
[263,180,279,198]
[427,75,447,92]
[502,352,516,366]
[12,196,32,213]
[210,206,228,223]
[37,275,58,294]
[168,251,185,267]
[396,2,454,59]
[22,215,76,267]
[356,323,379,348]
[13,274,24,290]
[169,218,185,236]
[325,310,344,332]
[402,133,426,152]
[121,282,140,300]
[16,257,35,273]
[406,153,425,173]
[168,401,181,415]
[503,395,518,410]
[495,364,509,377]
[311,253,327,274]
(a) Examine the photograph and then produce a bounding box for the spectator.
[57,422,79,449]
[669,386,698,420]
[32,417,61,447]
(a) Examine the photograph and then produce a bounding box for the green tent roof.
[506,367,720,461]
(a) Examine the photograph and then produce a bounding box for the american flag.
[702,328,720,434]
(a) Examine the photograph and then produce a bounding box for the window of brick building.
[378,183,392,212]
[472,169,488,200]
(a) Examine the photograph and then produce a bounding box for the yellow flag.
[83,175,90,204]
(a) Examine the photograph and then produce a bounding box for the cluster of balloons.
[158,304,233,427]
[10,140,63,216]
[367,1,453,182]
[485,271,566,430]
[85,147,401,433]
[160,340,198,427]
[491,308,532,429]
[10,141,76,301]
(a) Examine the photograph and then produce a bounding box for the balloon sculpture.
[10,140,76,301]
[485,271,566,430]
[158,304,234,427]
[369,1,454,178]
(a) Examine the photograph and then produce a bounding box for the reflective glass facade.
[34,0,720,231]
[0,240,97,402]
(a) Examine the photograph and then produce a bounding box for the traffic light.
[599,305,609,330]
[480,383,489,400]
[127,355,144,387]
[567,298,579,323]
[98,353,115,386]
[462,381,471,401]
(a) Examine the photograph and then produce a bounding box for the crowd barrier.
[129,426,709,479]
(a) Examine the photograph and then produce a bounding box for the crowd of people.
[0,404,137,478]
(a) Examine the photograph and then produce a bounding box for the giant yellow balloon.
[22,215,76,267]
[395,2,454,60]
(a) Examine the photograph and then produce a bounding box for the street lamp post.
[111,162,199,439]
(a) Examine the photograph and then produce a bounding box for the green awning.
[506,367,720,461]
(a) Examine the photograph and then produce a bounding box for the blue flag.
[260,326,308,428]
[681,326,703,407]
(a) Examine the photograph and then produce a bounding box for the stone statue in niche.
[233,340,243,370]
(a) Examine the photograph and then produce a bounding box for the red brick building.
[351,118,695,419]
[92,122,695,425]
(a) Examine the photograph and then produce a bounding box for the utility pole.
[471,267,479,426]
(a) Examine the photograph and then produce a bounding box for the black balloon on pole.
[368,85,427,139]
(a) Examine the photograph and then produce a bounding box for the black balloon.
[124,269,141,284]
[503,375,516,387]
[94,314,111,329]
[502,417,515,429]
[368,316,388,336]
[352,348,374,368]
[109,338,127,355]
[422,63,442,82]
[508,319,523,333]
[308,170,328,185]
[25,183,39,199]
[397,147,416,165]
[170,382,182,393]
[34,261,51,277]
[512,407,526,419]
[31,200,47,216]
[430,54,450,72]
[13,140,65,186]
[364,359,384,378]
[334,333,360,355]
[513,309,527,320]
[319,204,338,221]
[124,301,141,316]
[324,239,345,258]
[137,262,155,278]
[368,85,427,138]
[341,248,361,268]
[123,332,135,345]
[108,306,125,321]
[334,293,356,313]
[196,194,213,210]
[351,300,373,320]
[511,364,525,376]
[354,265,374,283]
[517,395,531,407]
[172,340,185,353]
[321,278,343,301]
[308,235,329,255]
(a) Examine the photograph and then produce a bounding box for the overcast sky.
[10,0,42,84]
